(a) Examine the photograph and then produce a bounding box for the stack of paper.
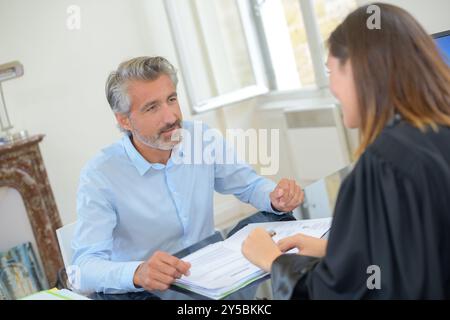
[174,217,332,299]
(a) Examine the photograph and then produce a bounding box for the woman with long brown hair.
[242,3,450,299]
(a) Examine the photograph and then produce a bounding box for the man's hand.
[133,251,191,291]
[270,178,304,212]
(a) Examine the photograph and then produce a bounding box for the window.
[164,0,269,113]
[165,0,358,113]
[265,0,357,90]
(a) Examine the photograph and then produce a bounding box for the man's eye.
[169,97,177,102]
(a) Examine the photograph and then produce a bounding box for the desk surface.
[89,211,295,301]
[89,165,351,300]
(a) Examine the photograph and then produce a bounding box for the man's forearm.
[73,255,144,294]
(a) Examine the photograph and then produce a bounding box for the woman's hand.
[277,234,328,258]
[241,228,282,272]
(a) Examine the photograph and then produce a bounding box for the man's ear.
[115,113,131,132]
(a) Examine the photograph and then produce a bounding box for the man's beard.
[130,119,183,151]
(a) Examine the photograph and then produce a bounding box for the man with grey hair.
[72,56,304,298]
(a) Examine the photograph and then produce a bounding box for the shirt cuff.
[120,261,145,292]
[265,193,286,215]
[260,179,288,215]
[270,203,285,215]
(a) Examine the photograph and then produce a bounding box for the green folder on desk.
[21,288,90,300]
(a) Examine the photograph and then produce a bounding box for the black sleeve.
[270,148,446,299]
[271,254,319,300]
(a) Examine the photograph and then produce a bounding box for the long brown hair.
[328,3,450,157]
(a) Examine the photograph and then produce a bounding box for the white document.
[174,217,332,299]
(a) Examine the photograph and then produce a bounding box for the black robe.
[271,120,450,299]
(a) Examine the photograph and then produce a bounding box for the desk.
[89,211,295,301]
[89,165,352,300]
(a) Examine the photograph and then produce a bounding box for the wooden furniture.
[0,135,63,285]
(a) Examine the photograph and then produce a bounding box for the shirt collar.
[122,134,153,176]
[122,133,185,176]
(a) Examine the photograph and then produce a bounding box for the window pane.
[314,0,357,47]
[181,0,257,102]
[281,0,316,87]
[212,0,255,89]
[280,0,357,88]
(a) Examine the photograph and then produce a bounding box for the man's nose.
[161,104,178,124]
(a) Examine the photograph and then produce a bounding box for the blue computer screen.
[435,33,450,65]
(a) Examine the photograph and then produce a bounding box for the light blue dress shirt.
[72,121,278,294]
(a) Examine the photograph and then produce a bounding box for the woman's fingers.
[277,235,300,252]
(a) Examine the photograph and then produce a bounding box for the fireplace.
[0,135,63,286]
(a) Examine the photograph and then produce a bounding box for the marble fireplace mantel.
[0,135,63,286]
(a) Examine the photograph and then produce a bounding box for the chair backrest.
[56,222,77,269]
